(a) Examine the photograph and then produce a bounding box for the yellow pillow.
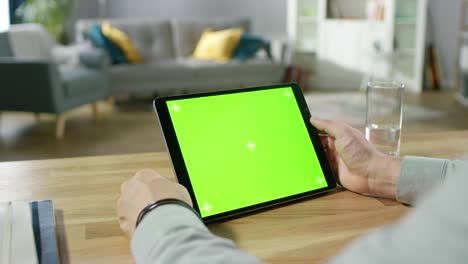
[192,28,243,62]
[101,21,143,63]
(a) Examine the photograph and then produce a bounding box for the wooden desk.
[1,130,467,263]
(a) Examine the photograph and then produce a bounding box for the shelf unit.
[395,17,417,25]
[287,0,427,92]
[298,16,318,23]
[456,0,468,104]
[287,0,322,53]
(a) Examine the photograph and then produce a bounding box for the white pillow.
[51,43,93,67]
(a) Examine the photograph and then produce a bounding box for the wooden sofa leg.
[107,96,116,106]
[56,114,66,140]
[92,102,101,124]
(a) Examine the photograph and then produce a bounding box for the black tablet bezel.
[154,83,336,224]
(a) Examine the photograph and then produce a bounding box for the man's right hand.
[310,117,400,199]
[117,169,193,238]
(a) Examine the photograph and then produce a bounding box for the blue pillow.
[232,33,266,61]
[88,24,127,64]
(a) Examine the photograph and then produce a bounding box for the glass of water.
[365,81,404,157]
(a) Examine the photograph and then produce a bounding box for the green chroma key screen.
[167,87,327,217]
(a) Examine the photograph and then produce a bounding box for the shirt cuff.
[131,204,206,261]
[397,156,448,205]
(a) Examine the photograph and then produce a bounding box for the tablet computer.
[154,83,336,224]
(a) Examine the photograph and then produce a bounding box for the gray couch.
[75,18,289,95]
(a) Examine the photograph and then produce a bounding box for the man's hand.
[310,117,400,199]
[117,169,193,237]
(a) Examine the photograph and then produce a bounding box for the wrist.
[136,198,200,228]
[368,154,400,199]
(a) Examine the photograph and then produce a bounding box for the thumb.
[309,117,344,138]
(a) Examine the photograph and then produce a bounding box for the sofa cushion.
[101,20,174,61]
[172,18,251,58]
[110,60,198,83]
[76,19,175,62]
[60,66,103,97]
[101,22,143,63]
[110,58,284,86]
[51,43,96,67]
[232,33,266,61]
[108,58,286,94]
[89,24,127,64]
[192,59,285,80]
[192,28,243,62]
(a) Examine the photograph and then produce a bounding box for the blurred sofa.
[75,18,289,95]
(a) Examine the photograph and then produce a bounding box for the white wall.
[106,0,287,37]
[67,0,99,41]
[0,0,10,32]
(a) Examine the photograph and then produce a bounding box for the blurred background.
[0,0,467,161]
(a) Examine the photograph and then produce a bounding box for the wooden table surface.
[1,130,467,263]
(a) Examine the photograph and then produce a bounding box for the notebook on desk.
[0,200,59,264]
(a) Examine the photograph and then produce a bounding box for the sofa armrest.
[267,39,293,65]
[79,48,110,71]
[0,58,65,112]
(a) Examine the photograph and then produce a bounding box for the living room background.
[69,0,463,89]
[1,0,468,161]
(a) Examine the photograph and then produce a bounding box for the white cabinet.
[287,0,323,53]
[288,0,428,93]
[391,0,428,93]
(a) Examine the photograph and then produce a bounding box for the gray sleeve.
[329,159,468,264]
[131,204,261,264]
[396,156,449,205]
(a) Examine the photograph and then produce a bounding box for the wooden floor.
[0,91,467,162]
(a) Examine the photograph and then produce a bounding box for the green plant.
[15,0,73,44]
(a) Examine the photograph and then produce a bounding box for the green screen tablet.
[154,83,335,223]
